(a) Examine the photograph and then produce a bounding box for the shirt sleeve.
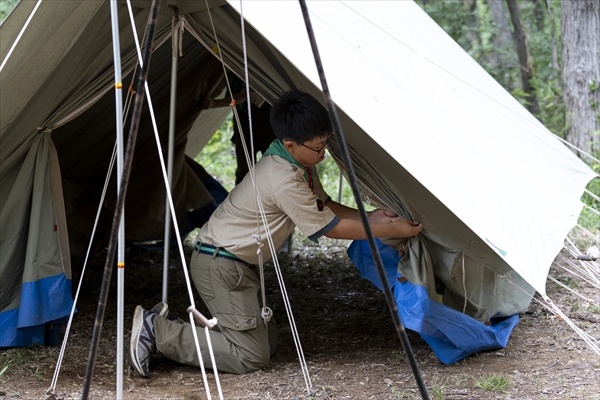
[274,172,338,240]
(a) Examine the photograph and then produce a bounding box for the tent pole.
[81,1,161,398]
[108,1,126,398]
[162,15,179,304]
[297,1,430,399]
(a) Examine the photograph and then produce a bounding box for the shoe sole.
[129,305,148,377]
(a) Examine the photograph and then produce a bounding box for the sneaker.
[150,302,178,321]
[150,302,169,318]
[129,305,157,377]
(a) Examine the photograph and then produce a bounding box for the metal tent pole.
[81,0,161,397]
[108,1,126,398]
[162,15,179,304]
[298,1,429,399]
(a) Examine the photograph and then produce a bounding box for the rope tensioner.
[187,306,218,329]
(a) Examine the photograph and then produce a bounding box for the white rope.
[204,326,224,400]
[498,274,600,356]
[563,238,600,280]
[47,142,118,397]
[202,0,313,393]
[547,272,597,305]
[540,294,600,355]
[188,313,212,400]
[125,3,220,398]
[243,178,313,392]
[584,188,600,204]
[574,224,600,243]
[582,203,600,218]
[556,253,600,288]
[235,1,273,329]
[48,53,143,394]
[0,0,43,73]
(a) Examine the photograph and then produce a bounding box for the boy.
[129,90,422,377]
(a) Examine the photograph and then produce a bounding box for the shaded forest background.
[418,0,599,226]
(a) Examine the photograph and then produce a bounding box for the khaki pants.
[154,250,276,374]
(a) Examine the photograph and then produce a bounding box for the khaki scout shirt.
[197,155,339,264]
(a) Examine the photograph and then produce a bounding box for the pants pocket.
[216,313,258,331]
[217,261,262,322]
[191,253,215,303]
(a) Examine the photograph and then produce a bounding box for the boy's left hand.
[368,209,400,224]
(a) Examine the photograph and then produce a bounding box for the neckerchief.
[263,139,315,191]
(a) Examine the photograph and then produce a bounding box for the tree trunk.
[561,0,600,156]
[488,0,518,88]
[506,0,540,116]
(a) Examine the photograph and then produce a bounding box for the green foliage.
[194,115,237,192]
[530,75,567,138]
[0,0,19,25]
[579,175,600,233]
[318,151,361,209]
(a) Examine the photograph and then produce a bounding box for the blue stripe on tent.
[0,273,73,347]
[347,239,519,365]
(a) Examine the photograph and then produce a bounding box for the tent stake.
[298,1,430,399]
[81,1,162,398]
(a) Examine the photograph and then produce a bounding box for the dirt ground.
[0,238,598,400]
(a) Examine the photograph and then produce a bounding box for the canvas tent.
[0,0,596,364]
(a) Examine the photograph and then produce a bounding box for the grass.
[430,385,444,400]
[429,377,450,400]
[0,343,57,384]
[587,304,600,314]
[0,347,27,376]
[474,373,512,394]
[392,386,416,399]
[563,277,580,289]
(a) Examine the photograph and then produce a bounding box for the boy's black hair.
[269,90,332,143]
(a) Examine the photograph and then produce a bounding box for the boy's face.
[284,134,332,168]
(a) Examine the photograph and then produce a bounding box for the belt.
[195,242,247,264]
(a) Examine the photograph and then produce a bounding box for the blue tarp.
[347,239,520,364]
[0,274,73,347]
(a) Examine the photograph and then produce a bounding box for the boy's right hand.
[392,219,423,238]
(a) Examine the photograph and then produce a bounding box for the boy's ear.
[283,139,295,152]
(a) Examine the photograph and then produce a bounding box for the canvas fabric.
[197,155,337,264]
[1,0,596,349]
[154,251,276,374]
[0,132,73,346]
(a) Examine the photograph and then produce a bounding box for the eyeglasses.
[295,134,333,154]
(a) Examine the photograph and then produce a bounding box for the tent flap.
[348,239,520,364]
